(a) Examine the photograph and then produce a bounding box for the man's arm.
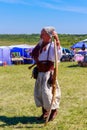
[52,31,60,49]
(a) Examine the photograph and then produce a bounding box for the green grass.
[0,62,87,130]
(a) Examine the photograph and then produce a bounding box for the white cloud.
[35,1,87,14]
[0,0,87,14]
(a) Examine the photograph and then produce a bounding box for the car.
[60,48,74,62]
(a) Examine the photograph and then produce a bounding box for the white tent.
[81,39,87,42]
[0,46,11,65]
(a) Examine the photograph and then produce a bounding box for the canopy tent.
[9,44,35,55]
[9,44,35,64]
[0,46,11,65]
[71,41,87,49]
[0,44,35,66]
[81,39,87,42]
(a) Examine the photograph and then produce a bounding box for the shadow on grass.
[0,116,44,128]
[68,64,79,68]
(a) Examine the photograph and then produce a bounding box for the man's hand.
[52,31,60,48]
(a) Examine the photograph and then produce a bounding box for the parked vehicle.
[60,48,74,62]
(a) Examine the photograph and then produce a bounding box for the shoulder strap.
[47,43,52,61]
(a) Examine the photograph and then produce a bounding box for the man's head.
[42,26,55,37]
[40,26,55,43]
[81,44,85,50]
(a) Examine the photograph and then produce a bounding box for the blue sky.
[0,0,87,34]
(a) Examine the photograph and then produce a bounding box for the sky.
[0,0,87,34]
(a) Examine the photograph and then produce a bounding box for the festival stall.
[9,44,35,64]
[0,44,35,66]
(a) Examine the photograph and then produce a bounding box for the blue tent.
[9,44,35,64]
[71,41,87,49]
[0,44,35,66]
[10,47,23,57]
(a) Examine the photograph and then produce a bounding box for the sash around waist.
[37,61,54,72]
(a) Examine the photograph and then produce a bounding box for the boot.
[37,107,48,120]
[43,108,49,119]
[49,109,58,121]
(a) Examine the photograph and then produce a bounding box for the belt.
[37,61,54,72]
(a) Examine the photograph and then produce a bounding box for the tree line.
[0,34,87,48]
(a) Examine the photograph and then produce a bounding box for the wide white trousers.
[34,71,61,111]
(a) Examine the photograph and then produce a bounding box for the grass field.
[0,62,87,130]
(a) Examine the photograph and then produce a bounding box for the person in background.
[70,47,76,55]
[31,26,61,122]
[78,44,86,56]
[81,44,86,51]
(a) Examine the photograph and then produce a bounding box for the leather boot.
[37,107,48,120]
[43,108,49,119]
[49,109,58,121]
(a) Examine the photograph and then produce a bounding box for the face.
[40,29,51,43]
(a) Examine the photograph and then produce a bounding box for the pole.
[45,39,58,125]
[28,63,36,69]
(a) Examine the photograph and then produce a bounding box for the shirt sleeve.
[48,43,62,62]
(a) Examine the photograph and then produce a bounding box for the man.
[31,26,61,121]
